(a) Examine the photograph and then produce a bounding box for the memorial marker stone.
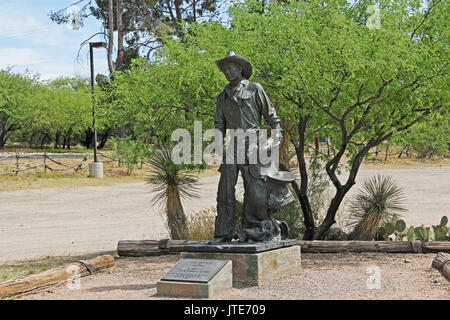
[157,259,233,298]
[161,259,228,283]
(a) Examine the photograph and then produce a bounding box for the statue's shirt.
[214,79,280,135]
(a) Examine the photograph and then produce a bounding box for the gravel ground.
[20,252,449,300]
[1,166,449,263]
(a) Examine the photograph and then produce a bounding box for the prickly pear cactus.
[395,220,406,232]
[433,225,450,241]
[424,227,430,241]
[384,223,395,236]
[414,226,426,241]
[407,227,415,241]
[440,216,448,227]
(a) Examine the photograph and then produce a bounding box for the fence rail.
[0,152,134,176]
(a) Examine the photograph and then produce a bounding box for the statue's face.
[222,62,243,82]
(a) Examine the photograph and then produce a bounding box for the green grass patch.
[0,257,73,283]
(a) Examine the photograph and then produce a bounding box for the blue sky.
[0,0,109,81]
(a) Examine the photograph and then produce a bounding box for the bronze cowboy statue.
[210,52,296,244]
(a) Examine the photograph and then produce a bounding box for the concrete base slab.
[88,162,103,178]
[181,245,301,287]
[157,260,232,298]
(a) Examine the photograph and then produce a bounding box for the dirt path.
[1,166,449,263]
[20,253,449,300]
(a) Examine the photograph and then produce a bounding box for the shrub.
[347,175,406,240]
[112,137,152,175]
[185,208,216,241]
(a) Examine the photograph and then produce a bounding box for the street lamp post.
[88,41,107,178]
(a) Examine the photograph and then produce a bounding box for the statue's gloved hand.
[272,127,283,146]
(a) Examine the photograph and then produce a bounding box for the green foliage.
[396,111,450,158]
[0,69,36,147]
[112,137,152,175]
[273,202,306,240]
[0,70,94,149]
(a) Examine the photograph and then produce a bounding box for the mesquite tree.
[101,0,448,239]
[149,0,448,239]
[222,0,449,239]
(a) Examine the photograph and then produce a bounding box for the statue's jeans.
[214,163,281,242]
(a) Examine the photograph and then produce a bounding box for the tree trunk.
[279,123,292,168]
[40,133,49,149]
[84,130,93,148]
[98,128,112,149]
[107,0,115,74]
[28,132,37,148]
[0,119,18,149]
[66,134,71,150]
[64,128,73,150]
[398,144,409,159]
[166,187,189,240]
[313,189,346,239]
[294,117,315,240]
[0,131,6,149]
[115,0,124,72]
[54,132,61,149]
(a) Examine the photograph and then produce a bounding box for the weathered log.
[423,242,450,253]
[431,252,450,281]
[298,241,450,253]
[0,255,115,299]
[117,240,200,257]
[118,239,450,256]
[297,241,414,253]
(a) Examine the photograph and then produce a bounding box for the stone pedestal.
[157,259,232,298]
[181,245,301,287]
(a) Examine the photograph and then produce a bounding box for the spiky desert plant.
[347,175,406,240]
[147,144,199,240]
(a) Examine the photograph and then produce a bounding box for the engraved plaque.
[161,259,228,283]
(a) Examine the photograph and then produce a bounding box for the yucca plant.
[347,175,406,241]
[147,144,199,240]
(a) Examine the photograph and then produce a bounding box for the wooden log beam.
[298,241,411,253]
[117,240,450,257]
[423,242,450,253]
[431,252,450,281]
[0,255,115,299]
[117,240,201,257]
[298,241,450,253]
